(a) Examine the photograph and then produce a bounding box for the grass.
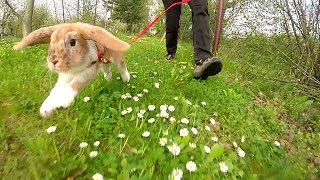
[0,36,319,179]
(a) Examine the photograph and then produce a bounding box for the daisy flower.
[186,161,197,172]
[168,105,175,112]
[159,137,168,146]
[189,143,197,149]
[186,100,192,106]
[241,136,245,143]
[181,118,189,124]
[205,125,211,131]
[154,82,160,88]
[116,77,121,80]
[121,94,127,99]
[89,151,98,158]
[137,112,144,118]
[204,145,211,154]
[219,162,228,173]
[93,141,100,147]
[274,141,281,147]
[201,101,207,106]
[137,93,143,97]
[142,131,150,137]
[191,127,198,135]
[160,104,168,111]
[46,126,57,134]
[139,109,146,114]
[131,86,136,89]
[169,117,176,123]
[118,133,125,138]
[125,93,132,99]
[148,105,156,111]
[168,143,181,156]
[179,128,189,137]
[121,110,128,116]
[210,118,216,125]
[83,97,91,102]
[160,110,169,118]
[133,96,139,102]
[211,136,219,142]
[173,97,179,101]
[148,118,156,124]
[127,107,133,113]
[92,173,104,180]
[237,147,246,158]
[143,89,149,93]
[169,168,183,180]
[132,75,137,78]
[79,142,88,148]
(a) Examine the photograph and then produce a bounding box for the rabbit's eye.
[70,39,76,46]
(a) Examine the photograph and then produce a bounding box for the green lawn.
[0,36,319,179]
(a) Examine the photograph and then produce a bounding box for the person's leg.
[189,0,222,79]
[162,0,182,60]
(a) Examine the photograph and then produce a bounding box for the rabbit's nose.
[51,60,58,65]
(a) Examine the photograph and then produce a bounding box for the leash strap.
[129,0,191,45]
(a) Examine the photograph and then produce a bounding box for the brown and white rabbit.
[14,22,131,118]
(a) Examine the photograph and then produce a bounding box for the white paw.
[39,86,77,118]
[121,71,130,83]
[104,72,112,81]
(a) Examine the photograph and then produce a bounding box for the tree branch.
[4,0,21,19]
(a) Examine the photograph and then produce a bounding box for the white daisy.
[93,141,100,147]
[232,141,238,148]
[169,117,176,123]
[131,86,136,89]
[137,93,143,97]
[154,82,160,88]
[127,107,133,113]
[133,96,139,102]
[121,94,127,99]
[159,137,168,146]
[237,147,246,158]
[92,173,104,180]
[143,89,149,93]
[186,100,192,106]
[139,109,146,114]
[219,162,228,173]
[211,136,219,142]
[142,131,150,137]
[160,110,169,118]
[180,118,189,124]
[210,118,216,125]
[125,93,132,99]
[168,143,180,156]
[83,96,91,102]
[121,110,128,116]
[46,126,57,134]
[201,101,207,106]
[118,133,125,138]
[179,128,189,137]
[148,105,156,111]
[153,72,158,75]
[274,141,281,147]
[137,112,144,118]
[168,105,175,112]
[79,142,88,148]
[204,145,211,154]
[169,168,183,180]
[160,105,168,111]
[132,75,137,78]
[116,76,121,80]
[186,161,197,172]
[173,97,179,101]
[241,136,245,143]
[89,151,98,158]
[205,125,211,131]
[189,143,197,149]
[148,118,156,124]
[191,127,198,135]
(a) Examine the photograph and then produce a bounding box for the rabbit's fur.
[14,23,131,118]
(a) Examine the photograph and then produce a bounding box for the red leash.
[129,0,191,45]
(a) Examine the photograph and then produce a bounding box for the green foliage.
[0,36,319,179]
[110,0,149,33]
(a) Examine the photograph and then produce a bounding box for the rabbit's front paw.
[40,99,55,118]
[121,71,130,83]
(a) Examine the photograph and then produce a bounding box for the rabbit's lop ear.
[13,26,57,50]
[77,23,130,52]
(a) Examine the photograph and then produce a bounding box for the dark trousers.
[162,0,213,62]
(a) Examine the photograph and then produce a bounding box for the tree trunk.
[22,0,35,36]
[62,0,65,22]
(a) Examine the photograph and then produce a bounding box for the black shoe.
[193,57,222,80]
[165,54,175,61]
